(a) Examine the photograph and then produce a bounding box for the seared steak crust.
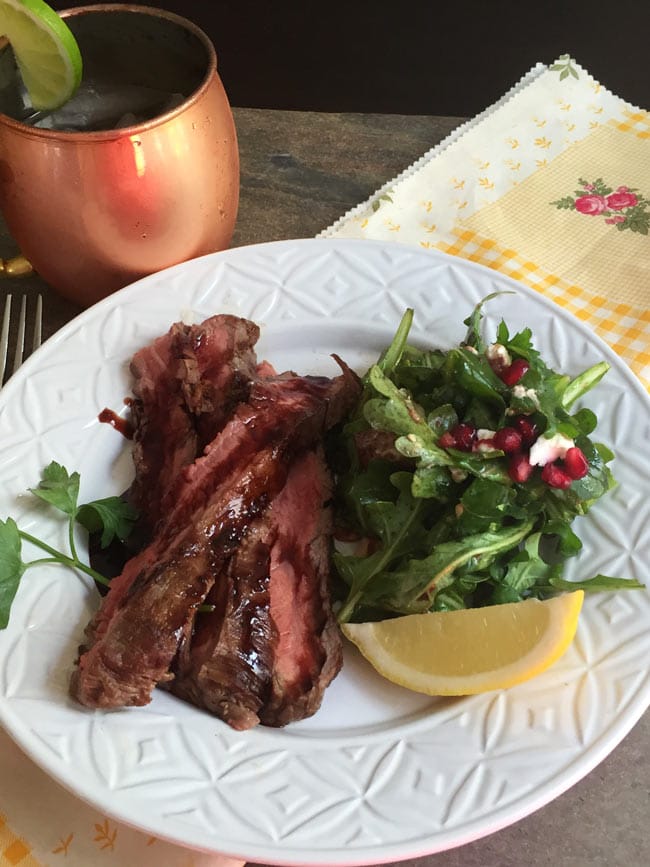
[170,519,277,730]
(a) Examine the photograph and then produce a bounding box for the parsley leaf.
[0,519,26,629]
[30,462,79,517]
[77,497,138,547]
[0,462,137,629]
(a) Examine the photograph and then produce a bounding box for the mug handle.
[0,254,33,277]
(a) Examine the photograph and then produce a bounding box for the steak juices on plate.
[71,314,361,729]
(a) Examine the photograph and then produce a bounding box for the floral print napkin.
[0,728,244,866]
[551,178,649,231]
[323,55,650,390]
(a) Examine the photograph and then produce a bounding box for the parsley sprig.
[0,462,137,628]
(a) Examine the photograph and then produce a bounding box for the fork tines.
[0,293,43,386]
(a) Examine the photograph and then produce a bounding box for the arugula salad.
[331,296,643,624]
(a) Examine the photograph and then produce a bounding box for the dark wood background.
[53,0,650,115]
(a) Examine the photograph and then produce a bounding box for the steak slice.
[128,314,259,532]
[170,447,341,730]
[174,315,260,453]
[170,518,277,730]
[128,326,196,533]
[259,447,341,726]
[72,366,361,710]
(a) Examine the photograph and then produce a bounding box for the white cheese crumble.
[473,428,498,453]
[512,384,541,409]
[529,433,575,466]
[486,343,512,368]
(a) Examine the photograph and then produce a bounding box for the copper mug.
[0,4,239,306]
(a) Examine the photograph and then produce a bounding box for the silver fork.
[0,294,43,386]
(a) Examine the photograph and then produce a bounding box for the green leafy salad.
[331,296,644,624]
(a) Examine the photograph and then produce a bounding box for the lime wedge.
[0,0,82,111]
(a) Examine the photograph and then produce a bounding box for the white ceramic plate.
[1,239,649,866]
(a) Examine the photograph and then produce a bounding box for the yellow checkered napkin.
[0,814,42,867]
[323,57,650,388]
[0,729,243,866]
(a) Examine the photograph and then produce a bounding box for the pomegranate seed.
[438,431,456,449]
[508,453,534,483]
[499,358,530,386]
[541,462,573,489]
[450,423,477,451]
[514,415,537,446]
[564,446,589,480]
[493,426,523,453]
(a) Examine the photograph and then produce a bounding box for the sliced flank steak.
[72,365,360,712]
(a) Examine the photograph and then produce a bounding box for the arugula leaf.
[501,533,554,592]
[377,308,413,375]
[561,362,609,409]
[457,479,517,534]
[448,347,506,406]
[411,464,454,500]
[393,433,452,467]
[393,347,447,394]
[463,292,513,350]
[548,574,645,592]
[571,407,598,436]
[426,403,458,436]
[376,519,535,614]
[501,325,542,364]
[335,476,426,622]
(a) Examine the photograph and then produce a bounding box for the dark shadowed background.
[52,0,650,116]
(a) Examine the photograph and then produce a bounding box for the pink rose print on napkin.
[606,188,638,210]
[574,194,606,215]
[552,179,649,234]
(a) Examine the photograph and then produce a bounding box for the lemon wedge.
[341,591,584,695]
[0,0,82,111]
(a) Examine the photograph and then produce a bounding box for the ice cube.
[32,81,186,132]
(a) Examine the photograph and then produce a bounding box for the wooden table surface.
[1,108,648,867]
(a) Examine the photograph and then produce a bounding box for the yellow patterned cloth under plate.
[0,729,243,865]
[323,56,650,390]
